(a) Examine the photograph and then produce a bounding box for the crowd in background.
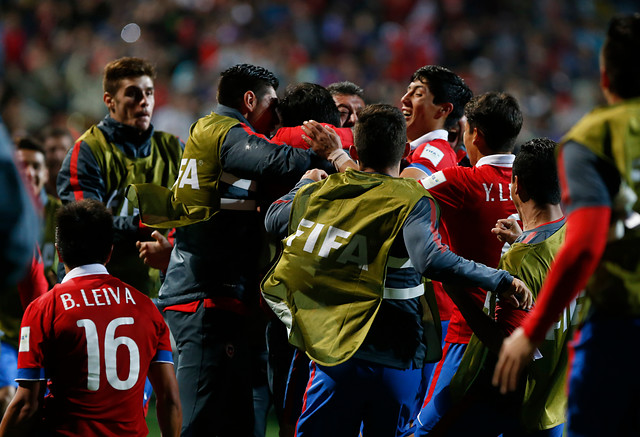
[1,0,637,143]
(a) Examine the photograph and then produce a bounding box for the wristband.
[328,149,352,171]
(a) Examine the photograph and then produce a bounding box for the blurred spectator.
[15,136,61,288]
[2,0,636,146]
[42,126,74,198]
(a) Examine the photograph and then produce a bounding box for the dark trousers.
[166,305,254,436]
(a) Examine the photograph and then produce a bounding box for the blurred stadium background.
[1,0,638,144]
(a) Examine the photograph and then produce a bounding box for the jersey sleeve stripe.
[407,163,433,176]
[152,349,174,364]
[69,140,84,201]
[16,367,45,381]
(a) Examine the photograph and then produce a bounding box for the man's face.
[44,135,73,176]
[401,79,442,142]
[247,86,279,136]
[333,94,365,128]
[16,149,47,197]
[104,75,155,132]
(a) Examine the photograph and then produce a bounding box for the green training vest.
[126,112,239,228]
[79,126,182,294]
[562,98,640,315]
[261,169,431,366]
[451,225,577,431]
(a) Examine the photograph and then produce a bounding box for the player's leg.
[166,305,254,437]
[360,363,422,437]
[295,360,364,437]
[566,314,640,437]
[414,342,467,436]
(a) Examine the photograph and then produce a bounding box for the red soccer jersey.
[17,264,173,437]
[406,131,459,320]
[419,154,517,344]
[406,137,458,177]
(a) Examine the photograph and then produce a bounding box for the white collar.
[409,129,449,150]
[61,264,109,283]
[475,153,515,168]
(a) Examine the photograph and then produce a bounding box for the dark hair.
[602,13,640,99]
[327,81,364,99]
[103,57,156,95]
[56,199,114,269]
[513,138,560,205]
[278,83,341,127]
[411,65,472,129]
[464,92,523,153]
[15,136,45,156]
[354,104,406,170]
[217,64,279,109]
[43,126,73,142]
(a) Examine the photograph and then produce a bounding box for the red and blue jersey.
[419,154,517,344]
[17,264,172,437]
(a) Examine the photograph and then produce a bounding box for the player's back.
[421,155,517,342]
[21,270,169,436]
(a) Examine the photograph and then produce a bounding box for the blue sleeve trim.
[16,367,46,381]
[153,349,174,364]
[407,163,433,176]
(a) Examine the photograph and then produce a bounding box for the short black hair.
[103,57,156,95]
[513,138,560,206]
[327,81,364,99]
[411,65,473,129]
[15,136,45,156]
[354,104,406,170]
[278,83,341,127]
[217,64,279,109]
[56,199,114,269]
[602,13,640,99]
[42,126,73,142]
[464,92,523,153]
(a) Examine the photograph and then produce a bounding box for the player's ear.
[55,243,63,264]
[243,90,257,113]
[103,93,114,113]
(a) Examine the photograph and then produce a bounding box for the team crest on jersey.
[420,145,445,167]
[19,327,30,352]
[419,171,447,189]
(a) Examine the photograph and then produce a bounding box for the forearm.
[156,393,182,437]
[522,206,610,342]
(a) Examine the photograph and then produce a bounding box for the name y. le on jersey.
[420,171,512,202]
[285,218,369,271]
[60,287,137,310]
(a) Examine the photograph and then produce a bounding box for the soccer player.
[493,13,640,436]
[57,57,183,296]
[327,81,366,128]
[262,103,531,437]
[400,65,473,179]
[438,138,571,436]
[0,199,181,437]
[128,64,342,436]
[414,91,523,434]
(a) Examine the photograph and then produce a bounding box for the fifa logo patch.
[19,327,30,352]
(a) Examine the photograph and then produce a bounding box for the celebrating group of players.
[0,12,639,437]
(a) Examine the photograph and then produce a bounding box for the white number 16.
[76,317,140,391]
